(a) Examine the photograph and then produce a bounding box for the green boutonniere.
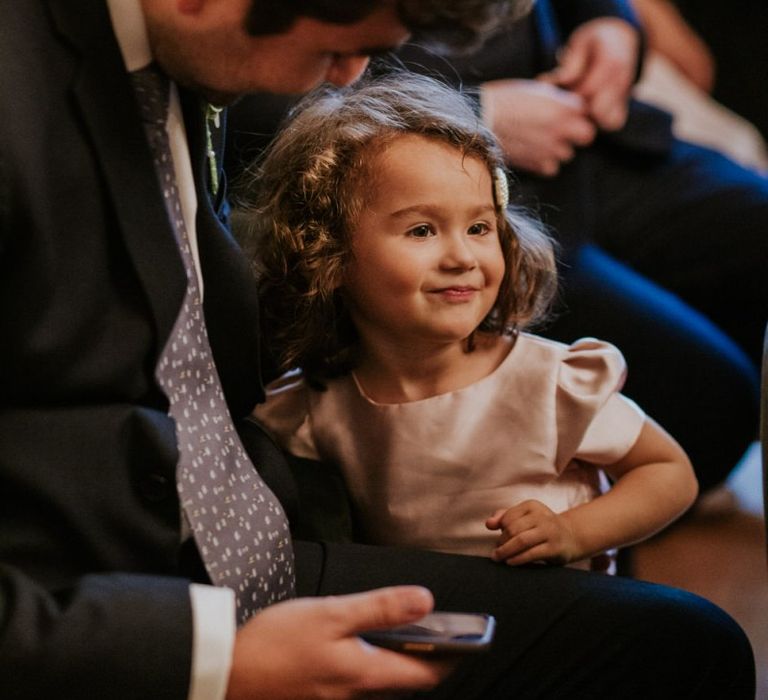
[205,103,224,197]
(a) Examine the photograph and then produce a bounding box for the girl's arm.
[486,416,698,566]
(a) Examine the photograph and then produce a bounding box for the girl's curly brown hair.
[235,72,557,384]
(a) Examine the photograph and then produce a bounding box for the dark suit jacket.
[0,2,295,697]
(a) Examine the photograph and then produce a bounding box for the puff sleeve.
[555,338,645,469]
[252,370,321,461]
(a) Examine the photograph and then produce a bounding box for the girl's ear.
[324,260,345,294]
[329,270,344,292]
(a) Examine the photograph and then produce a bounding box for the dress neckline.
[351,332,521,407]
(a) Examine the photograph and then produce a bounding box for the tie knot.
[131,64,170,126]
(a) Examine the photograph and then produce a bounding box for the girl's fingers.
[485,508,508,529]
[494,512,539,543]
[486,501,532,530]
[500,542,557,567]
[492,525,546,562]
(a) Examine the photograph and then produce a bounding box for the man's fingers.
[356,644,454,693]
[567,118,597,146]
[331,586,435,635]
[549,42,590,88]
[589,89,629,131]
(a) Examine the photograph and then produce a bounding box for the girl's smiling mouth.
[429,285,479,301]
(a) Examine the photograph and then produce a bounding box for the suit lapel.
[46,0,186,350]
[180,92,267,412]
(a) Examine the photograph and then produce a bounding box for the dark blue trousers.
[296,540,756,699]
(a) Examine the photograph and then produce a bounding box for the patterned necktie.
[131,65,295,623]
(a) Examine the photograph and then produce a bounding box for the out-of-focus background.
[636,442,766,699]
[670,0,768,143]
[632,5,766,695]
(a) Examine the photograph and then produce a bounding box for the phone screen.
[361,611,495,654]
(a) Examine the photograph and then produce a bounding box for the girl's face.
[342,134,506,352]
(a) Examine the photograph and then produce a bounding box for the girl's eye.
[468,222,491,236]
[407,224,434,238]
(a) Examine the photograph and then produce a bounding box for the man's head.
[244,0,532,53]
[140,0,531,103]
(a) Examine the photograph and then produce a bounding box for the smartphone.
[360,611,496,655]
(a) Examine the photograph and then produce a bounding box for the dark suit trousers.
[295,541,755,698]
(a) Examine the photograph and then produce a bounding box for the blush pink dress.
[254,335,645,568]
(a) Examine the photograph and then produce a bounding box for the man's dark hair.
[245,0,532,52]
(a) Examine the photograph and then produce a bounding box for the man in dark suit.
[0,1,755,699]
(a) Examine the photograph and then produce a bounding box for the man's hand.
[226,586,452,700]
[538,18,640,131]
[486,500,581,566]
[480,79,596,176]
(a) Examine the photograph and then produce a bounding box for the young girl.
[241,73,697,572]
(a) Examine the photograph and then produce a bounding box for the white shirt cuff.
[188,584,236,700]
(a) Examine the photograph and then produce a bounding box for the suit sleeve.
[0,5,207,698]
[0,567,193,700]
[550,0,640,32]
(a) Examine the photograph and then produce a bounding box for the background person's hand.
[480,79,596,176]
[538,18,640,131]
[631,0,715,92]
[226,586,452,700]
[486,500,581,566]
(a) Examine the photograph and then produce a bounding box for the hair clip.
[493,167,509,210]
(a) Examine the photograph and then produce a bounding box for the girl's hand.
[486,420,697,570]
[485,500,582,566]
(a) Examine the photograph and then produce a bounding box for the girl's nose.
[326,55,371,87]
[440,234,478,271]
